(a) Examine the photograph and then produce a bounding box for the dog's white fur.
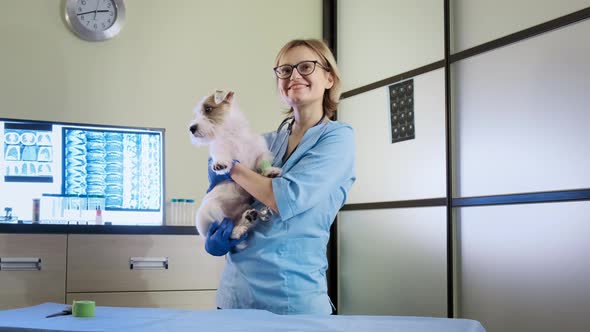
[189,90,280,241]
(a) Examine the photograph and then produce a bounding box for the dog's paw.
[231,224,249,240]
[262,166,282,178]
[231,209,258,239]
[243,209,258,223]
[212,160,231,174]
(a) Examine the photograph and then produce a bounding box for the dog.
[189,90,281,242]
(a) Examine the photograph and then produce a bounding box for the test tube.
[58,194,65,222]
[170,199,178,225]
[177,199,186,225]
[186,199,196,226]
[32,198,40,223]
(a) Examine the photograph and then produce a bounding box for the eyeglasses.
[273,60,328,79]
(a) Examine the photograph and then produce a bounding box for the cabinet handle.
[129,257,168,270]
[0,257,42,271]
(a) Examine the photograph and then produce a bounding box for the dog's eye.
[204,106,213,114]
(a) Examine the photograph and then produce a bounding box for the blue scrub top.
[216,120,356,315]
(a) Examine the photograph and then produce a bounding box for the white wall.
[0,0,322,204]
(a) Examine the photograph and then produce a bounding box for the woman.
[205,38,356,315]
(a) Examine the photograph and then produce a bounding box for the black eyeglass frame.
[273,60,329,79]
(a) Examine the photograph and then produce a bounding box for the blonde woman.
[205,39,356,315]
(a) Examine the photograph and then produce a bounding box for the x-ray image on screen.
[63,128,162,211]
[1,118,164,225]
[2,122,54,183]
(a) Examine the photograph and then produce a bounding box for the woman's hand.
[204,218,248,256]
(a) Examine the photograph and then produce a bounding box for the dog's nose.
[189,124,198,134]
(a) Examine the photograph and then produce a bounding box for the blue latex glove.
[206,158,239,193]
[204,218,248,256]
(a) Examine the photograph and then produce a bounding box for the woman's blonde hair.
[274,39,342,118]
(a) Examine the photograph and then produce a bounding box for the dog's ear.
[214,90,235,105]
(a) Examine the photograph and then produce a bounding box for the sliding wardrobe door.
[451,0,590,52]
[338,0,443,91]
[336,0,447,317]
[453,18,590,197]
[456,202,590,332]
[338,207,447,316]
[340,70,446,204]
[452,2,590,331]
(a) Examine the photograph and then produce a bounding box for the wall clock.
[64,0,126,41]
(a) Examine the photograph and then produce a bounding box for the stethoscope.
[269,113,326,162]
[268,116,295,164]
[257,114,326,222]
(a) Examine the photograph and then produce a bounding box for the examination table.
[0,303,486,332]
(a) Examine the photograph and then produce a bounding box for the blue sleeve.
[272,125,356,220]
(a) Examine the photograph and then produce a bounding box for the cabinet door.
[67,290,216,310]
[0,234,67,309]
[67,234,225,292]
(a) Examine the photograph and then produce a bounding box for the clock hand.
[94,0,100,20]
[77,10,109,16]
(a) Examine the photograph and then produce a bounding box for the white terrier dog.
[189,90,281,241]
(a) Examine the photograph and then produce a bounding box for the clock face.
[65,0,125,41]
[74,0,117,32]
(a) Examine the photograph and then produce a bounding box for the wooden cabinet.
[0,234,67,310]
[0,233,224,310]
[66,234,224,309]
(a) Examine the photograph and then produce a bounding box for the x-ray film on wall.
[388,79,415,144]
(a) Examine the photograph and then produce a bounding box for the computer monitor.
[0,118,165,226]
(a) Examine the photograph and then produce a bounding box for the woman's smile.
[288,83,309,90]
